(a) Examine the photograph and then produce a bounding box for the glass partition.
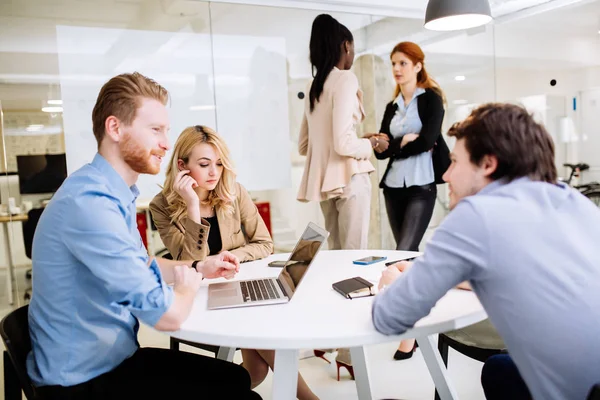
[208,2,380,250]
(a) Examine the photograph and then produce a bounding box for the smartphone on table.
[268,260,288,268]
[352,256,387,266]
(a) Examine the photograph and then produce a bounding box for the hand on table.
[378,261,413,291]
[201,251,240,279]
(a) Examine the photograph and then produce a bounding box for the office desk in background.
[173,250,487,400]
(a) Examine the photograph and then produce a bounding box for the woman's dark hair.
[308,14,353,112]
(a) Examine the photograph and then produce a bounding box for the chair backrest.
[588,384,600,400]
[22,208,44,259]
[0,305,36,399]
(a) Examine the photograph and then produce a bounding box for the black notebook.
[332,277,374,299]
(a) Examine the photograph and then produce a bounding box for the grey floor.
[0,266,485,400]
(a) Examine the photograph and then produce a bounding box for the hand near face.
[174,169,199,207]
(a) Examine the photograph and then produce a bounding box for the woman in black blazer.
[375,41,450,360]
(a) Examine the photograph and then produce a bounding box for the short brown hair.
[448,103,557,184]
[91,72,169,146]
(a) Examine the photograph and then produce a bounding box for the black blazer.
[375,88,450,188]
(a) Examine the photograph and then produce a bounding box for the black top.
[375,88,450,187]
[205,216,222,256]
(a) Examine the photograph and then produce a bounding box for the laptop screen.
[277,222,328,298]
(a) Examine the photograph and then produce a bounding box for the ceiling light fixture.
[26,124,44,132]
[42,106,63,113]
[455,75,466,81]
[453,99,469,105]
[189,105,216,111]
[47,99,63,105]
[424,0,492,31]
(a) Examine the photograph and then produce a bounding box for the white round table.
[173,250,487,400]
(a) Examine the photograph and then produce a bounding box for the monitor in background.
[16,154,67,195]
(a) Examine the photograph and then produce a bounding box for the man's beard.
[120,133,163,175]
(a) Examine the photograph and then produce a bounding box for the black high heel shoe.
[393,341,418,361]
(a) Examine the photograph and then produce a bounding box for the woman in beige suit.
[297,13,389,380]
[150,125,318,400]
[297,14,388,251]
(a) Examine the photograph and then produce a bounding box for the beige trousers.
[319,172,371,250]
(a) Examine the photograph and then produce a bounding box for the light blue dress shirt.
[384,87,435,188]
[372,177,600,400]
[27,153,174,387]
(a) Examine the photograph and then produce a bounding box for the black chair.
[22,208,44,301]
[434,319,506,400]
[589,384,600,400]
[0,305,38,399]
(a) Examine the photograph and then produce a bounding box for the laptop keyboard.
[240,279,283,302]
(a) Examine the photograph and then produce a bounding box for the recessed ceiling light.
[42,106,63,113]
[26,124,44,132]
[455,75,466,81]
[189,105,216,111]
[47,99,63,105]
[453,99,469,105]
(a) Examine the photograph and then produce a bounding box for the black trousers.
[481,354,531,400]
[383,183,437,251]
[36,348,262,400]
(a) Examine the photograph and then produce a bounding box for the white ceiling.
[0,0,598,111]
[206,0,558,18]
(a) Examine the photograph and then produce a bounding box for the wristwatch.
[191,260,201,272]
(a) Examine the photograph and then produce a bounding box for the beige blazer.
[149,182,274,262]
[297,67,375,202]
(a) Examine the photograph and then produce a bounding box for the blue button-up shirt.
[27,153,173,387]
[384,87,435,188]
[373,178,600,400]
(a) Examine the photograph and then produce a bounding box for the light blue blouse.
[384,87,435,188]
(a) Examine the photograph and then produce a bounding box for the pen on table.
[384,257,416,266]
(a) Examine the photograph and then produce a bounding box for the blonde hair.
[162,126,236,223]
[390,41,446,104]
[92,72,169,146]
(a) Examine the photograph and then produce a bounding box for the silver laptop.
[207,222,329,310]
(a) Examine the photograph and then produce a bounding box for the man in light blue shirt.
[27,72,261,399]
[373,103,600,400]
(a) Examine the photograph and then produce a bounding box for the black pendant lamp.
[424,0,492,31]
